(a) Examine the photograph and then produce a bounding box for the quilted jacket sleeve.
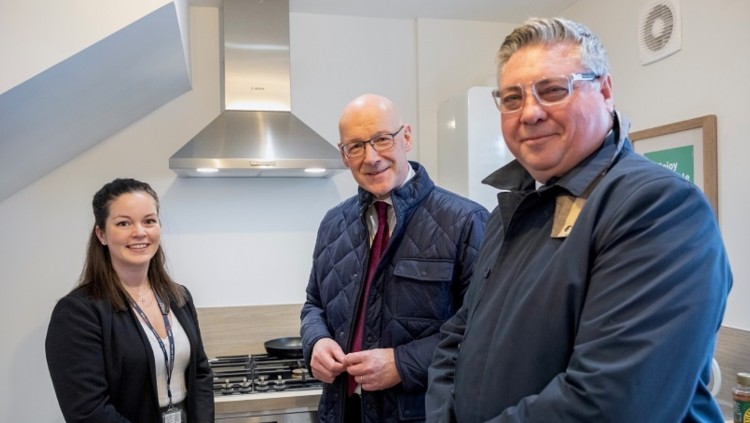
[300,207,340,365]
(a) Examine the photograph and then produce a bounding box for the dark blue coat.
[427,114,732,422]
[301,162,488,422]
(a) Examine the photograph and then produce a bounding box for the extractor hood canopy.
[169,0,345,178]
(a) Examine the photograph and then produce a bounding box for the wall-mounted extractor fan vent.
[638,0,682,65]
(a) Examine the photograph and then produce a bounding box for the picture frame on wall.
[630,114,718,216]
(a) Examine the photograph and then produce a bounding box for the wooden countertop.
[197,304,304,358]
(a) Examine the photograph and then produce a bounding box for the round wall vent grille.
[638,0,682,65]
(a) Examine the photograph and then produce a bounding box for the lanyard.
[131,294,176,408]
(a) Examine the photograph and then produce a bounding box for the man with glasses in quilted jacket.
[302,94,489,422]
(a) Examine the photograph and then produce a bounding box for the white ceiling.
[189,0,580,23]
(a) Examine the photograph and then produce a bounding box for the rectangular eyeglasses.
[339,125,405,158]
[491,72,600,113]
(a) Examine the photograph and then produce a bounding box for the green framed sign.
[630,115,718,216]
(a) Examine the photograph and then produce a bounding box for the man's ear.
[402,124,413,153]
[599,74,614,112]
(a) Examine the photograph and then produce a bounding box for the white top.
[138,310,191,407]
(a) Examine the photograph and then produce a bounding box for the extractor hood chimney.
[169,0,345,177]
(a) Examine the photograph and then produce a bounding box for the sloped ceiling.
[0,2,191,201]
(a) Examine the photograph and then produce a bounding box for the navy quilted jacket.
[301,162,489,422]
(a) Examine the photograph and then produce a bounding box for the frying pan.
[264,336,304,358]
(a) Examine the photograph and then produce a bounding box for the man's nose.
[519,89,546,121]
[362,142,381,160]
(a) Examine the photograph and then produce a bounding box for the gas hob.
[209,354,322,396]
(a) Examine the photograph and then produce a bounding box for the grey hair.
[497,17,609,77]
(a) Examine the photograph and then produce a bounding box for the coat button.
[483,267,491,278]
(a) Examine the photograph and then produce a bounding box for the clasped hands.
[310,338,401,391]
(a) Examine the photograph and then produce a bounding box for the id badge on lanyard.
[132,295,182,423]
[162,405,182,423]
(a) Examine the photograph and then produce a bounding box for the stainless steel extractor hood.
[169,0,345,177]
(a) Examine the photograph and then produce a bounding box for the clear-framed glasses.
[339,125,405,158]
[491,72,600,113]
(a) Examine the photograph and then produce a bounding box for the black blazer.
[45,285,214,422]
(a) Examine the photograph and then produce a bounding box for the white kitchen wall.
[563,0,749,331]
[415,18,517,176]
[289,13,419,153]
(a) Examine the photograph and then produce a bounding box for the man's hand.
[343,348,401,391]
[310,338,346,383]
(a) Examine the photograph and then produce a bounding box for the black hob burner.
[209,354,321,396]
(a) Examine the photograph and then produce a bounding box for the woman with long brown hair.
[46,178,214,422]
